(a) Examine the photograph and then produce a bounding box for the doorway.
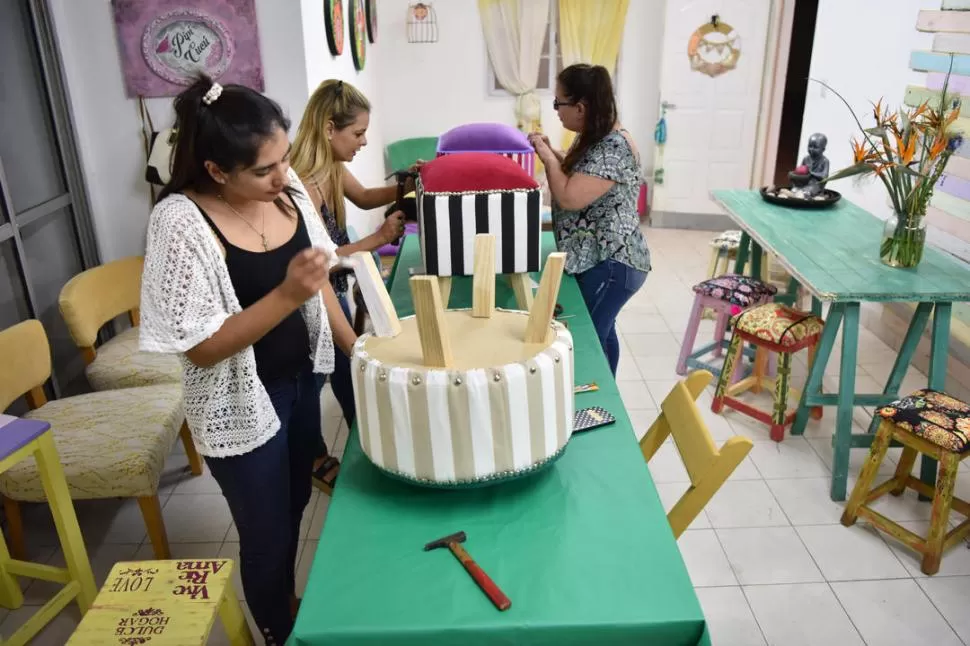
[772,0,820,186]
[0,0,100,410]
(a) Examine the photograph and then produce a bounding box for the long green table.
[712,189,970,502]
[290,234,709,645]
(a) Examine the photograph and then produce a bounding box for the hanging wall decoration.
[406,2,438,44]
[366,0,377,44]
[111,0,264,97]
[324,0,345,56]
[687,15,741,78]
[350,0,367,70]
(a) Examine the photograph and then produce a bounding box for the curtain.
[478,0,551,133]
[558,0,629,149]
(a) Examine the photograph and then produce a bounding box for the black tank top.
[194,198,313,384]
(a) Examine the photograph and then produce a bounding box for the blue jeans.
[314,293,356,458]
[575,259,648,375]
[205,366,319,644]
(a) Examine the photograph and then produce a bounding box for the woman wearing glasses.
[529,63,650,377]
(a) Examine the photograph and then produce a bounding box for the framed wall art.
[324,0,345,56]
[111,0,264,97]
[366,0,377,44]
[350,0,366,71]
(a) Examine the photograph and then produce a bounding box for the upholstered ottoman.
[436,122,536,177]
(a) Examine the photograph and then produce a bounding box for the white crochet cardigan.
[139,169,338,458]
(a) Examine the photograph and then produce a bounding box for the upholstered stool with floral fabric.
[843,390,970,575]
[711,303,824,441]
[676,274,778,377]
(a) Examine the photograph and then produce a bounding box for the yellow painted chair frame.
[842,418,970,575]
[0,423,97,646]
[0,320,178,562]
[58,258,201,473]
[640,371,754,538]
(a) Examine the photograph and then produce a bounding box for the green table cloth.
[289,234,708,646]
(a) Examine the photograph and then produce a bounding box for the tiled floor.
[8,228,970,645]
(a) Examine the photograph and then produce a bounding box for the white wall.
[49,0,387,262]
[377,0,665,178]
[799,0,940,217]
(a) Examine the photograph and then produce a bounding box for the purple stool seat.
[377,223,419,257]
[0,416,50,461]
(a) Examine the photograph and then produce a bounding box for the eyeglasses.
[553,98,576,110]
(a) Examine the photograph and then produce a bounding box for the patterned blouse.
[319,202,352,295]
[552,130,651,276]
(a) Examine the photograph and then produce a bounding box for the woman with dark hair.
[529,63,650,376]
[139,75,356,644]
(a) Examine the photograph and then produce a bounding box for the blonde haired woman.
[292,79,419,491]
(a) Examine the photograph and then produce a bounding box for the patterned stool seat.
[876,389,970,452]
[709,230,743,250]
[732,303,824,350]
[693,274,778,309]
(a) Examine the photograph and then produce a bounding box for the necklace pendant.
[261,234,269,251]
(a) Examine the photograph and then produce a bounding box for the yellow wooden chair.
[0,320,189,561]
[640,371,754,538]
[68,558,253,645]
[0,416,96,646]
[59,256,182,392]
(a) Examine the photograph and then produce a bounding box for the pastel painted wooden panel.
[943,0,970,9]
[939,173,970,200]
[910,51,970,76]
[927,72,970,92]
[918,10,970,33]
[903,85,968,109]
[710,190,970,303]
[932,190,970,220]
[928,205,970,240]
[946,154,970,181]
[927,226,970,264]
[935,33,970,54]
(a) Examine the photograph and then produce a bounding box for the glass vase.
[880,210,926,269]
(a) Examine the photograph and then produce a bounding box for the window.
[488,5,562,96]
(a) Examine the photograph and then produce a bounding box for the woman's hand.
[278,248,330,307]
[378,210,406,245]
[528,132,550,149]
[529,133,556,165]
[404,160,425,193]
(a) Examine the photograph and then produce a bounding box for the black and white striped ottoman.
[417,152,542,277]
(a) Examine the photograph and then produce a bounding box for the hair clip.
[335,80,344,96]
[202,82,223,106]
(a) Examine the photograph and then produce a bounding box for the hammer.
[384,169,419,245]
[424,531,511,611]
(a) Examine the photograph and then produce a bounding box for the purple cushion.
[377,223,419,256]
[693,274,778,308]
[437,122,532,154]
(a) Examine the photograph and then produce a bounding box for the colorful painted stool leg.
[923,451,959,575]
[841,419,894,525]
[770,352,793,442]
[711,333,744,413]
[712,309,730,358]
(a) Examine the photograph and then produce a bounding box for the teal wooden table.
[712,189,970,501]
[290,234,710,645]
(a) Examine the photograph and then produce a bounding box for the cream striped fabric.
[351,325,574,484]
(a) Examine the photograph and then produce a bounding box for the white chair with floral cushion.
[0,320,187,561]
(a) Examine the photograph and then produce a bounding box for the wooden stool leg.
[180,421,203,476]
[712,333,744,412]
[219,582,255,646]
[677,296,705,375]
[769,352,793,442]
[922,451,959,575]
[707,248,719,278]
[2,497,26,561]
[751,348,768,395]
[712,309,730,358]
[437,276,453,309]
[508,273,533,311]
[35,434,97,610]
[842,420,894,526]
[892,447,919,496]
[137,495,171,559]
[0,527,24,610]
